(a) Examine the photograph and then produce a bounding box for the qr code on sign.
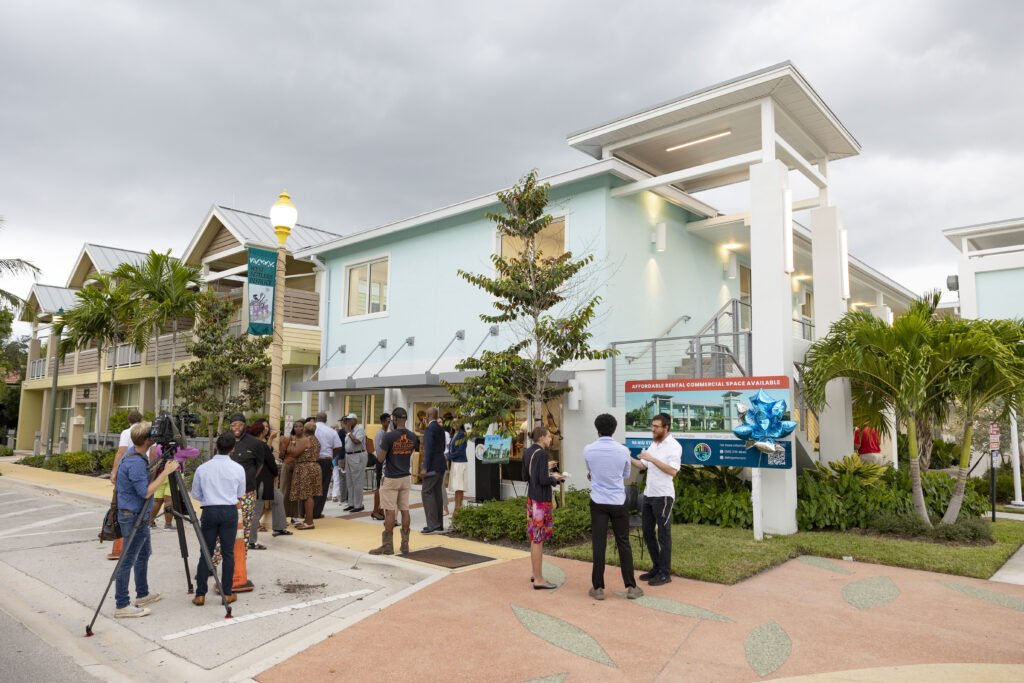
[767,451,786,466]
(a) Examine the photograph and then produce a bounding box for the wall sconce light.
[651,222,667,252]
[726,251,738,279]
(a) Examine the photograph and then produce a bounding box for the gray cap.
[344,413,358,421]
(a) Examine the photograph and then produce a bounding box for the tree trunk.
[153,329,160,414]
[169,319,177,412]
[906,415,932,526]
[941,423,974,524]
[95,346,103,434]
[916,414,934,472]
[207,420,215,461]
[105,353,117,434]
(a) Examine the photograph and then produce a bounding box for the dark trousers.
[590,499,635,590]
[196,505,238,596]
[641,495,674,577]
[313,458,333,518]
[421,473,445,530]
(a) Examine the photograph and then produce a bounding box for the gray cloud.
[3,0,1022,325]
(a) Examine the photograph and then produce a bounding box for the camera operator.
[191,433,246,606]
[113,421,179,618]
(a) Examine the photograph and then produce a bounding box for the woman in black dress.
[524,425,566,590]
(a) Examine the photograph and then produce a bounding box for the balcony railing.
[106,343,142,369]
[793,318,815,341]
[28,358,46,380]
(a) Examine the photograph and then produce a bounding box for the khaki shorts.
[379,476,411,511]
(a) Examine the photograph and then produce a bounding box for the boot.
[369,529,394,555]
[400,529,410,554]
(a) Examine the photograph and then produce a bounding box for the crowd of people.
[106,406,682,617]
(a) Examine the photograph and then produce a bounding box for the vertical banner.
[624,376,794,469]
[247,247,278,336]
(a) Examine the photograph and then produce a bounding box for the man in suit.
[419,406,447,533]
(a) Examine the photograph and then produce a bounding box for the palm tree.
[802,297,988,526]
[114,251,200,414]
[58,275,120,433]
[940,317,1024,523]
[0,217,41,313]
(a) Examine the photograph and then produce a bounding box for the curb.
[0,474,110,508]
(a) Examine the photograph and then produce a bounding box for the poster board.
[624,376,793,469]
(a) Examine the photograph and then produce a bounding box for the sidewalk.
[0,461,526,568]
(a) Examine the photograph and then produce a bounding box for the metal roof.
[83,243,149,272]
[29,284,78,315]
[216,206,343,252]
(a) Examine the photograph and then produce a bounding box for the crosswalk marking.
[1,526,97,540]
[0,510,95,538]
[162,588,375,641]
[0,504,63,519]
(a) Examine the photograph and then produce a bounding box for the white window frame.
[341,253,391,322]
[493,210,570,262]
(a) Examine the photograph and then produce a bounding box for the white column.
[1010,411,1024,507]
[810,205,855,463]
[868,304,898,468]
[750,159,797,535]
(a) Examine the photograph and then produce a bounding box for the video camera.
[151,409,201,459]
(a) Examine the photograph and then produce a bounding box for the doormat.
[400,546,495,569]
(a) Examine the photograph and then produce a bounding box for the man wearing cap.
[370,406,419,555]
[342,414,368,513]
[312,412,343,519]
[228,413,263,551]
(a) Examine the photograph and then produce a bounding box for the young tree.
[444,169,614,441]
[175,293,271,455]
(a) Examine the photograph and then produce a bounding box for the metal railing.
[611,300,753,407]
[28,358,46,379]
[105,343,142,369]
[793,318,815,341]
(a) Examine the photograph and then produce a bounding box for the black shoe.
[272,529,293,536]
[639,570,658,581]
[350,506,365,512]
[647,574,671,586]
[421,526,432,533]
[343,506,355,512]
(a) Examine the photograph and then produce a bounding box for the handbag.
[99,489,122,542]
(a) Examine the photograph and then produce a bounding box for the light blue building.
[295,64,916,511]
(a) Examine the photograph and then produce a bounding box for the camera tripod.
[86,456,232,636]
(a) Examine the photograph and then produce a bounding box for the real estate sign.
[247,247,278,336]
[480,434,512,464]
[624,376,793,469]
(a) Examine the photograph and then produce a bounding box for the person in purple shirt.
[583,413,642,601]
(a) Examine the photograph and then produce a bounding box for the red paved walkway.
[257,554,1024,682]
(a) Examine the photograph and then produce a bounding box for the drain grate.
[399,546,495,569]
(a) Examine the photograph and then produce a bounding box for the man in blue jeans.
[114,422,179,618]
[190,433,247,606]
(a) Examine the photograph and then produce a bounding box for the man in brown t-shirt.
[370,407,420,555]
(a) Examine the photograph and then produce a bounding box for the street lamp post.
[45,307,65,462]
[268,191,297,436]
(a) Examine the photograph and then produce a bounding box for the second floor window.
[346,258,389,317]
[500,217,565,260]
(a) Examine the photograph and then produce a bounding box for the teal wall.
[976,267,1024,319]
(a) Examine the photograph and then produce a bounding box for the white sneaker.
[135,593,162,607]
[114,605,151,618]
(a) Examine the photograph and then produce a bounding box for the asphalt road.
[0,606,98,682]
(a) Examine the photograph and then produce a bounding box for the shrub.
[868,511,992,543]
[674,484,753,528]
[100,452,116,472]
[451,488,592,546]
[931,516,992,543]
[868,511,931,537]
[63,451,95,473]
[810,453,888,485]
[17,454,45,468]
[969,473,1016,503]
[42,454,67,471]
[0,445,14,458]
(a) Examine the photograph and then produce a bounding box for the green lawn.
[554,520,1024,585]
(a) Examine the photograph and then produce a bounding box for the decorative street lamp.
[45,307,65,461]
[268,191,297,435]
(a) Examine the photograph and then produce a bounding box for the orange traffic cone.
[107,537,122,560]
[215,514,253,593]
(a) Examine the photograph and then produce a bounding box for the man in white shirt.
[630,412,681,587]
[312,412,343,519]
[190,433,246,606]
[342,414,367,513]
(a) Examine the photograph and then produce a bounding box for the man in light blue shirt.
[190,433,246,606]
[583,413,641,601]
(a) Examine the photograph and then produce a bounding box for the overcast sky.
[3,0,1023,335]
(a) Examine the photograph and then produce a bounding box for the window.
[343,393,385,425]
[346,258,389,317]
[115,384,140,412]
[106,343,141,369]
[157,379,180,413]
[500,217,566,260]
[282,368,304,419]
[55,390,73,436]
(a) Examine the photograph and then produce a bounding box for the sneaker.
[135,593,162,607]
[626,586,645,600]
[350,506,365,513]
[639,570,658,581]
[588,587,605,601]
[647,574,671,587]
[114,605,151,618]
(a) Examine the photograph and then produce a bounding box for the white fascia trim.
[567,63,860,157]
[205,264,249,282]
[942,217,1024,250]
[847,254,918,303]
[181,205,251,265]
[64,243,92,289]
[201,245,247,265]
[295,159,718,258]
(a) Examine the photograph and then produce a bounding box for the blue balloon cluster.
[732,389,797,453]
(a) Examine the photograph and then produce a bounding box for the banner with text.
[247,247,278,336]
[625,376,793,469]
